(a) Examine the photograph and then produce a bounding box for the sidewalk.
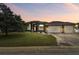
[0,46,79,55]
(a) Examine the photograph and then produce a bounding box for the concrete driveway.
[52,33,79,46]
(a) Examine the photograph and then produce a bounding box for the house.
[74,23,79,33]
[26,21,48,33]
[26,21,75,33]
[47,21,75,33]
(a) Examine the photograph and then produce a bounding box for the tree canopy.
[0,3,26,35]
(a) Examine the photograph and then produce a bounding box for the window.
[39,24,44,30]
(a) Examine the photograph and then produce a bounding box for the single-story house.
[46,21,75,33]
[26,21,75,33]
[74,23,79,33]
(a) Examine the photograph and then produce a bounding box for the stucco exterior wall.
[27,24,31,30]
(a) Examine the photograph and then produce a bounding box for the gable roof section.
[48,21,75,26]
[26,21,48,25]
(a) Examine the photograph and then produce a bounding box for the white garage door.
[47,26,62,33]
[64,26,74,33]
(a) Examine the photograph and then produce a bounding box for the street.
[0,46,79,55]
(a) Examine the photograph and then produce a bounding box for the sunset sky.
[6,3,79,23]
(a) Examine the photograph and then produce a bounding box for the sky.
[6,3,79,23]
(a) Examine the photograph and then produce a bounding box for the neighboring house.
[74,23,79,33]
[47,21,75,33]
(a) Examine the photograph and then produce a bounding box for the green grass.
[0,32,57,46]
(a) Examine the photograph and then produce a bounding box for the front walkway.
[52,33,79,46]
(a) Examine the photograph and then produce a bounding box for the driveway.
[52,33,79,46]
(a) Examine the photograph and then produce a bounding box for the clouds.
[5,3,79,23]
[64,3,79,12]
[5,3,32,22]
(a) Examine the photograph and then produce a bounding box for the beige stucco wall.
[27,24,31,30]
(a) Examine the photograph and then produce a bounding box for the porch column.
[30,22,33,32]
[35,22,38,32]
[62,25,64,33]
[43,24,46,33]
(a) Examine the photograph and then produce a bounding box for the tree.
[0,3,26,36]
[12,15,24,32]
[0,3,15,36]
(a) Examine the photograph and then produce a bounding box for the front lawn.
[0,32,57,46]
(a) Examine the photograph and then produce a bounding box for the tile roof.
[48,21,75,26]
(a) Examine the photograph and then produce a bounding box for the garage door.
[64,26,74,33]
[47,26,62,33]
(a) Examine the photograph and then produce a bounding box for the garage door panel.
[64,26,74,33]
[47,26,62,33]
